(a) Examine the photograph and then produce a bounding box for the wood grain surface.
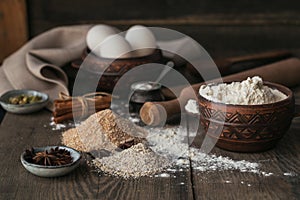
[26,0,300,62]
[26,0,300,35]
[0,111,193,200]
[0,1,299,199]
[0,88,299,199]
[0,0,28,63]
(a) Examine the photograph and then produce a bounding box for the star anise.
[24,147,73,166]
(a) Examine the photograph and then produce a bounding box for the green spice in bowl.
[0,90,49,114]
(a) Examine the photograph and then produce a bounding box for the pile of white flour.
[199,76,287,105]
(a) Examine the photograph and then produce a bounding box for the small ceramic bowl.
[20,146,81,178]
[197,81,300,152]
[0,90,49,114]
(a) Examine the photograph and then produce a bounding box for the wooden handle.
[216,50,292,75]
[140,99,180,126]
[226,50,291,64]
[140,58,300,126]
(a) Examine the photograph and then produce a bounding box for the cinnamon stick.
[53,103,110,117]
[53,103,111,123]
[52,92,112,123]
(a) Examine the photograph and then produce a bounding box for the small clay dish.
[20,146,81,178]
[71,48,163,92]
[197,81,300,152]
[0,90,49,114]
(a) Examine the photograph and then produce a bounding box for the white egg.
[86,24,119,51]
[125,25,157,57]
[99,34,133,59]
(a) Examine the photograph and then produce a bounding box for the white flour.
[185,99,199,114]
[199,76,287,105]
[48,117,79,131]
[147,127,259,173]
[49,117,66,130]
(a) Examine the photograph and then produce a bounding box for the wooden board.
[26,0,300,60]
[0,111,193,199]
[26,0,300,37]
[0,0,28,63]
[0,90,299,199]
[1,2,300,198]
[191,128,300,199]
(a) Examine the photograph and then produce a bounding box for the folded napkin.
[0,25,92,110]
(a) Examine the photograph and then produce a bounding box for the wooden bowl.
[71,48,163,92]
[198,81,300,152]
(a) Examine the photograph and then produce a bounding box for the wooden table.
[1,0,300,198]
[0,87,299,200]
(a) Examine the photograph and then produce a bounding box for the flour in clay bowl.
[199,76,287,105]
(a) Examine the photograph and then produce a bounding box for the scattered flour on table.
[48,117,79,131]
[49,117,66,130]
[199,76,287,105]
[283,172,297,176]
[147,127,260,174]
[61,111,263,179]
[185,99,199,114]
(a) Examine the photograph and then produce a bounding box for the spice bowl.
[0,90,49,114]
[197,81,300,152]
[20,146,81,178]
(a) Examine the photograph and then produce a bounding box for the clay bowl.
[71,48,163,92]
[197,81,300,152]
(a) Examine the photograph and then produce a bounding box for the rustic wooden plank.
[27,0,300,22]
[24,1,300,61]
[95,171,193,200]
[190,88,300,199]
[26,23,300,62]
[157,25,300,60]
[191,130,300,199]
[0,111,194,199]
[26,0,300,36]
[0,0,28,63]
[191,145,299,199]
[0,85,299,199]
[0,111,100,199]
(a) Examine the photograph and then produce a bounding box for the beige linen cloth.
[1,24,300,111]
[0,25,92,110]
[0,26,195,111]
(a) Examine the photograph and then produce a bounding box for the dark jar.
[129,81,165,117]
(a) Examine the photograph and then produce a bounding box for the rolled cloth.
[0,25,92,110]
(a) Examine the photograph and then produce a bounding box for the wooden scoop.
[140,58,300,126]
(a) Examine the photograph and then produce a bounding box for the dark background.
[26,0,300,59]
[1,0,300,121]
[1,0,299,62]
